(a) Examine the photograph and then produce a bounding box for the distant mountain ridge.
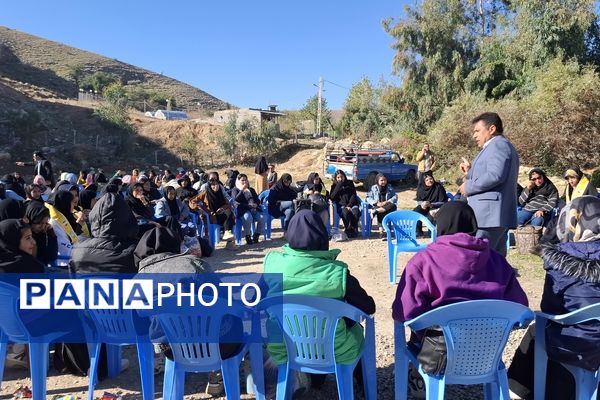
[0,26,228,110]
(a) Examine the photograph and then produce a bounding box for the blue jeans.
[279,200,294,230]
[517,208,550,227]
[476,227,508,257]
[241,209,265,236]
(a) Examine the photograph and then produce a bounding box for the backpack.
[53,343,108,380]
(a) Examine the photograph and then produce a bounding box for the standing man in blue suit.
[458,112,518,257]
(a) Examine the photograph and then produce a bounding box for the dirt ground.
[0,180,545,400]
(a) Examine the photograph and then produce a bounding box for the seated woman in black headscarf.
[0,219,45,273]
[267,173,297,230]
[330,170,360,238]
[413,171,447,237]
[517,168,559,227]
[24,202,58,267]
[190,177,234,240]
[303,172,330,229]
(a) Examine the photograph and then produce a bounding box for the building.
[213,105,285,128]
[154,110,188,120]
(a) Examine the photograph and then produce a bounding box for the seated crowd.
[1,154,599,400]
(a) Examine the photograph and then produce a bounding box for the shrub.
[591,169,600,188]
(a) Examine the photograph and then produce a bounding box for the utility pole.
[316,77,323,137]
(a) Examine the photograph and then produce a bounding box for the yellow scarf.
[565,175,591,204]
[45,203,80,244]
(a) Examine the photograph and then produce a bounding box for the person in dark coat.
[24,202,58,267]
[16,150,55,188]
[413,171,448,237]
[223,169,239,191]
[0,219,45,273]
[0,197,23,221]
[126,183,155,222]
[330,170,360,238]
[231,174,264,244]
[69,192,139,274]
[175,176,197,201]
[1,174,27,200]
[267,173,297,230]
[255,156,269,194]
[508,195,600,400]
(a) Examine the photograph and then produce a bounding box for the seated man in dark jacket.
[69,192,139,274]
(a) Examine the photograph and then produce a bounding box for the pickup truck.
[324,148,417,188]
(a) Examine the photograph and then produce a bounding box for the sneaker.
[380,230,387,241]
[222,231,234,241]
[245,235,253,245]
[5,351,29,370]
[252,233,260,243]
[408,369,425,399]
[206,371,224,396]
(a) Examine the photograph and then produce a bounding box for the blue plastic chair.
[233,205,265,245]
[193,208,221,249]
[446,192,455,201]
[382,210,436,284]
[82,277,154,400]
[258,189,286,240]
[259,295,377,400]
[139,297,265,400]
[331,197,372,239]
[0,282,70,400]
[534,303,600,400]
[395,300,534,400]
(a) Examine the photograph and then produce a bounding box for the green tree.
[300,94,331,135]
[94,83,130,130]
[221,114,240,162]
[67,64,85,90]
[80,72,120,93]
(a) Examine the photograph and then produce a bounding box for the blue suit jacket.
[465,135,519,229]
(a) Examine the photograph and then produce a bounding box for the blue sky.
[0,1,409,110]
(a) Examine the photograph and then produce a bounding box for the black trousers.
[338,205,360,233]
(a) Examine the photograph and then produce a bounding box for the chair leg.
[249,344,266,400]
[28,342,49,400]
[0,333,8,390]
[534,321,548,400]
[88,343,102,400]
[422,374,445,400]
[136,339,154,400]
[174,368,185,400]
[570,367,599,400]
[334,364,355,400]
[276,364,294,400]
[497,368,510,400]
[162,358,176,400]
[221,358,242,400]
[106,344,122,378]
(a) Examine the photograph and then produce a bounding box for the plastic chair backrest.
[537,302,600,325]
[0,282,29,341]
[258,189,270,210]
[260,295,368,369]
[405,300,533,379]
[80,277,141,343]
[382,210,436,245]
[139,297,247,368]
[446,192,455,201]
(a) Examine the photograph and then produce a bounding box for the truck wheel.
[363,171,378,189]
[404,170,417,186]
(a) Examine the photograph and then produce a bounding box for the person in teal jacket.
[263,209,375,387]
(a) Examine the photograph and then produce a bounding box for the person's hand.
[345,206,352,211]
[216,207,224,215]
[458,182,467,196]
[75,211,85,224]
[459,157,471,175]
[527,180,536,190]
[15,161,24,166]
[83,209,91,219]
[422,201,431,209]
[44,223,54,234]
[534,210,544,218]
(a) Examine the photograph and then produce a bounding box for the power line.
[324,79,350,90]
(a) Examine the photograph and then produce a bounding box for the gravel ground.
[0,224,543,400]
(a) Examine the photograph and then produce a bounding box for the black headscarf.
[416,171,447,203]
[330,172,357,207]
[273,174,296,200]
[134,226,182,267]
[53,180,79,194]
[206,182,227,212]
[255,157,268,175]
[527,168,558,198]
[1,175,26,199]
[164,186,180,219]
[435,201,478,237]
[24,202,50,224]
[556,195,600,243]
[95,173,108,184]
[305,172,323,193]
[224,169,239,190]
[79,189,97,210]
[90,192,138,240]
[0,219,45,273]
[176,177,197,200]
[126,183,153,220]
[285,209,329,251]
[51,190,81,234]
[0,198,22,221]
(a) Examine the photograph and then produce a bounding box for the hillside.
[0,26,227,110]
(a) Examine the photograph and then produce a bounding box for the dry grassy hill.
[0,26,227,110]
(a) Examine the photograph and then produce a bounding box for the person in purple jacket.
[392,201,528,398]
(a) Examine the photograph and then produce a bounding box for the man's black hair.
[33,150,45,158]
[471,112,503,134]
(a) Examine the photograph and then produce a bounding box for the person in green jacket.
[263,209,376,387]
